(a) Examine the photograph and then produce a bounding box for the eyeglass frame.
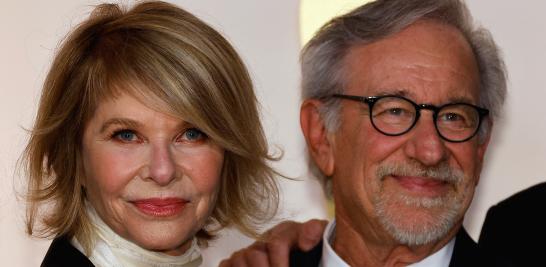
[328,94,490,143]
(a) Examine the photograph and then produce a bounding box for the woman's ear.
[300,99,335,176]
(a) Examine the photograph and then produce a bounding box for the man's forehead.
[342,20,480,104]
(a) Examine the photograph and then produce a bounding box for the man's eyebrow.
[374,88,413,98]
[100,118,141,134]
[448,95,476,104]
[370,90,479,107]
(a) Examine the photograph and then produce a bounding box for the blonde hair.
[24,1,278,251]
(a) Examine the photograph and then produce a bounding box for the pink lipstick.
[131,198,187,217]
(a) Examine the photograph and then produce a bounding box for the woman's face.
[81,93,224,255]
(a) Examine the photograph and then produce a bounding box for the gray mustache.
[376,161,464,184]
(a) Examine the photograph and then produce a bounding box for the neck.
[85,203,202,267]
[332,216,460,267]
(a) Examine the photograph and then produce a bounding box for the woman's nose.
[148,143,176,186]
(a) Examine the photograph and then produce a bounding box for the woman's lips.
[130,198,188,217]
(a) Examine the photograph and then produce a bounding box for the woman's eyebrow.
[100,118,141,134]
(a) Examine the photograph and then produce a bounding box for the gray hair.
[301,0,507,193]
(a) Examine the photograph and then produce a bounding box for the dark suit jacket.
[41,235,95,267]
[479,181,546,267]
[290,228,506,267]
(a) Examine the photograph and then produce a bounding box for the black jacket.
[41,235,94,267]
[479,181,546,267]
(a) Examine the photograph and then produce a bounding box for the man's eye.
[387,108,404,116]
[441,113,463,122]
[438,112,476,130]
[180,128,207,142]
[112,130,138,142]
[376,107,412,117]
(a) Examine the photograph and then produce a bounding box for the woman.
[23,1,278,266]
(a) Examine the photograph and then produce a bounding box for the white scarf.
[72,204,202,267]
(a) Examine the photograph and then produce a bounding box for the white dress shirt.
[320,220,455,267]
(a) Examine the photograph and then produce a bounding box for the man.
[221,0,507,266]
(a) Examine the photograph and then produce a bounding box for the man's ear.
[477,119,493,162]
[300,99,335,176]
[475,119,493,186]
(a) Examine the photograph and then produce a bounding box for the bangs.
[82,27,229,149]
[76,0,263,159]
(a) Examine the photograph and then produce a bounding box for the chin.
[134,236,192,256]
[127,220,199,254]
[374,194,463,246]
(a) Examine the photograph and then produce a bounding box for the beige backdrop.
[1,1,545,266]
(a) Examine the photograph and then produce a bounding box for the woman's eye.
[112,129,138,142]
[180,128,207,142]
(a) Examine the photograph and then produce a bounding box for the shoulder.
[479,182,546,266]
[480,182,546,240]
[41,235,95,267]
[450,228,513,267]
[485,181,546,218]
[289,241,323,267]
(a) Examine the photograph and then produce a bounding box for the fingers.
[265,219,326,267]
[265,238,291,267]
[263,221,300,267]
[219,258,231,267]
[297,219,328,251]
[220,242,269,267]
[219,219,328,267]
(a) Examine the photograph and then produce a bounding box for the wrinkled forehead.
[342,20,480,105]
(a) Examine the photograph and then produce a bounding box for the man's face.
[320,21,489,246]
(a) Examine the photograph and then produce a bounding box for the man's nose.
[148,143,176,186]
[403,113,449,166]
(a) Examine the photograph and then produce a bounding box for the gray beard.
[373,161,465,246]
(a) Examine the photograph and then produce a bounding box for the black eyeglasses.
[331,94,489,143]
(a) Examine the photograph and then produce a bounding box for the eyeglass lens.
[371,96,481,141]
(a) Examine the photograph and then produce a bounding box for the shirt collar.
[320,220,455,267]
[320,220,350,267]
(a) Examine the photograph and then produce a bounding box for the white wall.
[1,1,544,266]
